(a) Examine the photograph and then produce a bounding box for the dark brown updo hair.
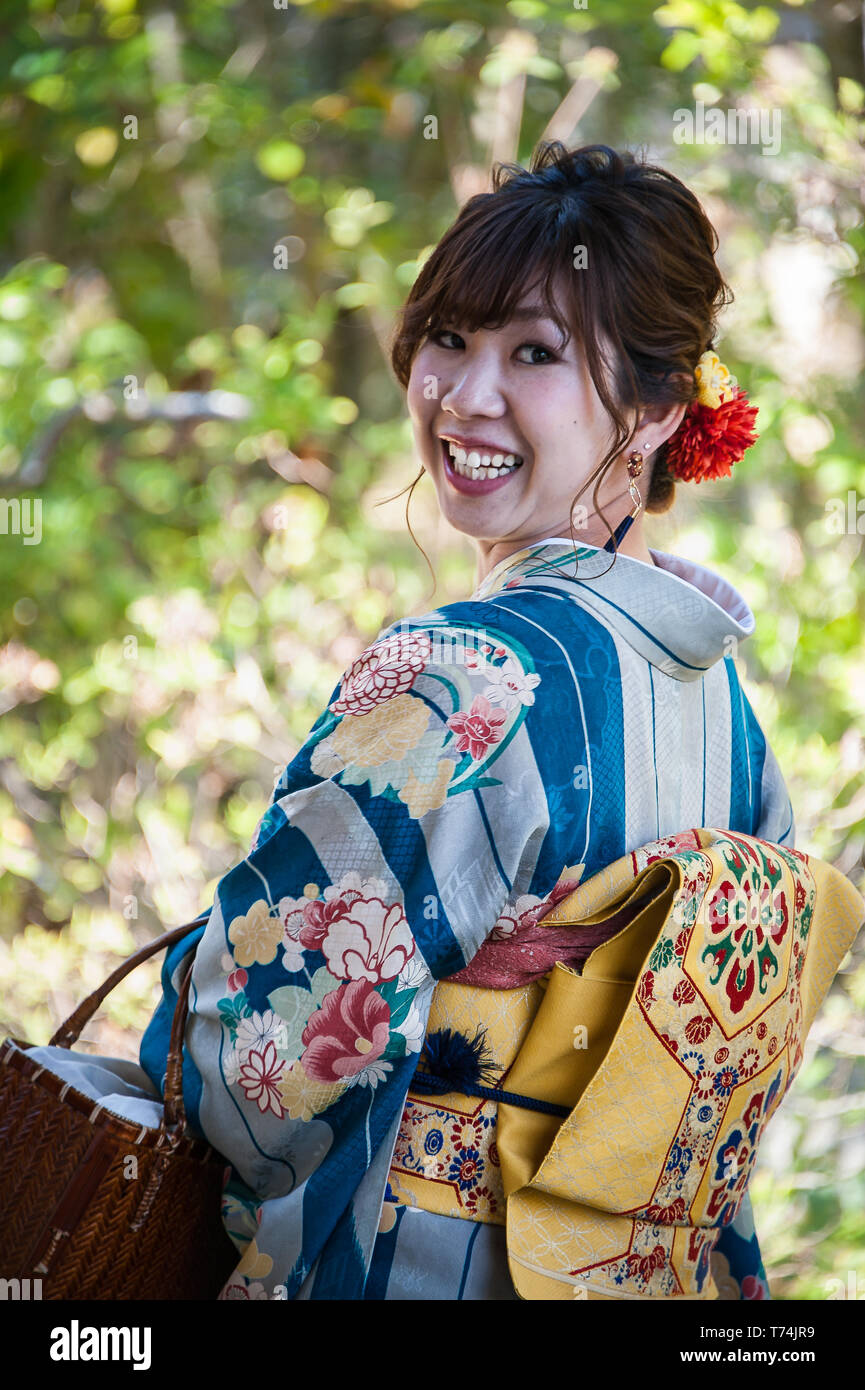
[386,141,733,580]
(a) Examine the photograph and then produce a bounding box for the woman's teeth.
[446,442,524,480]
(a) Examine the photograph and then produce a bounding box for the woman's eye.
[515,343,557,365]
[429,328,464,349]
[427,331,557,364]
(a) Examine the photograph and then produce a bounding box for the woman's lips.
[440,439,525,495]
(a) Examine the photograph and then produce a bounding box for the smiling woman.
[129,142,835,1304]
[390,141,736,584]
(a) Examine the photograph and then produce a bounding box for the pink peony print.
[297,893,353,952]
[329,632,432,716]
[446,694,507,762]
[238,1042,285,1118]
[320,896,414,983]
[301,979,391,1082]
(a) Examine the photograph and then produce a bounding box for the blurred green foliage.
[0,0,863,1300]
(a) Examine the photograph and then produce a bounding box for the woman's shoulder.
[362,598,610,740]
[368,545,755,696]
[379,585,609,652]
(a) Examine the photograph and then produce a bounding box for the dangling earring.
[628,442,652,511]
[603,444,652,556]
[626,447,646,513]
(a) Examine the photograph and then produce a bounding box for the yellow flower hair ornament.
[665,348,759,483]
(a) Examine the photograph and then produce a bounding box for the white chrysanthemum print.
[397,956,430,991]
[326,871,392,904]
[346,1058,393,1089]
[235,1009,288,1056]
[395,1001,425,1054]
[222,1043,242,1085]
[278,893,307,932]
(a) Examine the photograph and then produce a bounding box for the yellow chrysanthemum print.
[228,899,283,967]
[330,692,429,767]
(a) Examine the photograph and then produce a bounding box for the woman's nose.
[439,358,507,419]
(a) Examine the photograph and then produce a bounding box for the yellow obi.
[388,976,545,1225]
[387,828,863,1299]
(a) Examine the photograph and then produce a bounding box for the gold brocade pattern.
[389,978,545,1223]
[387,829,863,1300]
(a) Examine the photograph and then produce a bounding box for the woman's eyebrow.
[507,305,554,321]
[505,306,571,346]
[444,306,571,344]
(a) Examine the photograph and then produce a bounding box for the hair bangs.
[390,194,586,384]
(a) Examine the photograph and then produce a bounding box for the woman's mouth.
[439,438,525,495]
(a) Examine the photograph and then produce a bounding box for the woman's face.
[406,278,635,551]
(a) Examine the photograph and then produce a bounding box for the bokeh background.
[0,0,863,1299]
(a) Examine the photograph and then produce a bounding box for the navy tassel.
[412,1027,499,1096]
[411,1025,572,1120]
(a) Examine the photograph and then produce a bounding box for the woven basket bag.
[0,917,238,1300]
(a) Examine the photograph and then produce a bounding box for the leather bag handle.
[162,956,196,1134]
[48,914,209,1048]
[45,912,211,1142]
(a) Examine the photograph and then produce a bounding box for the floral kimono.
[141,536,795,1299]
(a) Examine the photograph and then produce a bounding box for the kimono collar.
[470,537,755,683]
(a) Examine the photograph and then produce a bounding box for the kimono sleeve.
[175,617,551,1292]
[235,618,551,980]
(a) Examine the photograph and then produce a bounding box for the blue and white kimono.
[141,536,794,1300]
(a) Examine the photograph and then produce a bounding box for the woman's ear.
[638,399,687,452]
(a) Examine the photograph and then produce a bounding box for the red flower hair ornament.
[664,350,759,484]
